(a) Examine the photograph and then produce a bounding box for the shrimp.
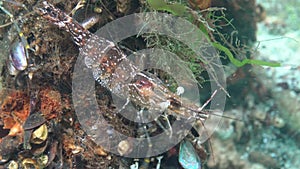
[36,1,210,122]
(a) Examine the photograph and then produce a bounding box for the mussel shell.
[117,139,133,156]
[9,40,27,71]
[21,158,38,169]
[46,140,64,168]
[7,60,18,76]
[0,158,10,165]
[31,140,48,156]
[37,155,48,167]
[7,160,18,169]
[179,140,201,169]
[30,124,48,144]
[23,130,33,150]
[23,113,46,130]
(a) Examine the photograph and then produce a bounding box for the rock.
[249,151,280,169]
[273,91,300,131]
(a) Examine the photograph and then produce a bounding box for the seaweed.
[147,0,186,16]
[146,0,281,67]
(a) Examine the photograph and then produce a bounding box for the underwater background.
[210,0,300,168]
[0,0,299,168]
